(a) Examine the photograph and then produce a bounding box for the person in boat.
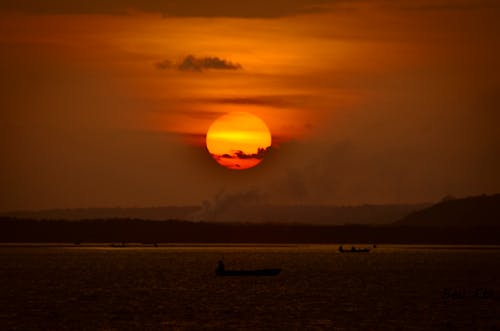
[216,260,225,273]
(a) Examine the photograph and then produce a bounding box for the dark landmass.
[0,206,199,221]
[0,218,498,244]
[0,203,426,225]
[1,194,497,244]
[395,194,500,227]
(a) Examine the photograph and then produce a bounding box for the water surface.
[0,245,498,330]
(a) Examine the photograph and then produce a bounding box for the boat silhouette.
[215,260,281,276]
[339,245,371,253]
[216,268,281,276]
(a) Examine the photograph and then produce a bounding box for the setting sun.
[206,112,272,170]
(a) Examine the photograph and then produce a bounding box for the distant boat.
[339,245,371,253]
[215,260,281,276]
[216,268,282,277]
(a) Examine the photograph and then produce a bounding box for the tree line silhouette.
[1,218,499,244]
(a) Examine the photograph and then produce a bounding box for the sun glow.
[206,112,272,170]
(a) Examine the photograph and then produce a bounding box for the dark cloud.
[205,96,287,106]
[156,55,242,72]
[0,0,349,17]
[208,96,276,106]
[197,95,315,108]
[234,148,269,160]
[178,55,242,72]
[213,147,271,160]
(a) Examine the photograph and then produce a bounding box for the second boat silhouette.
[215,260,281,277]
[339,245,371,253]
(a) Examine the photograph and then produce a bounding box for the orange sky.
[0,0,499,211]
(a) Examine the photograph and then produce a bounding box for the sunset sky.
[1,0,499,211]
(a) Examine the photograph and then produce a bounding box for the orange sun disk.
[205,112,272,170]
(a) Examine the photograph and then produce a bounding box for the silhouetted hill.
[395,194,500,227]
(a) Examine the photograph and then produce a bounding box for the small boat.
[339,245,371,253]
[215,260,281,276]
[216,268,281,277]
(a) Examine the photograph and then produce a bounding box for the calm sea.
[0,245,499,330]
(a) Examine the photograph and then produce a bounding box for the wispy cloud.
[195,95,317,108]
[378,0,500,11]
[192,188,263,221]
[155,59,172,70]
[0,0,349,18]
[156,55,242,72]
